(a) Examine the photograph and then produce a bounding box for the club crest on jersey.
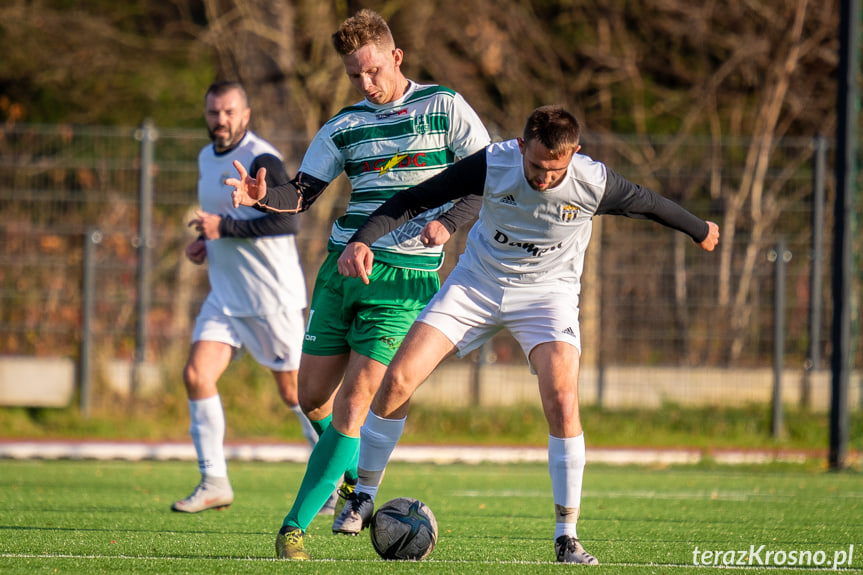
[561,204,580,222]
[413,115,429,135]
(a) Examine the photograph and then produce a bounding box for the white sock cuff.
[189,394,224,424]
[366,409,407,430]
[190,393,222,409]
[548,432,585,452]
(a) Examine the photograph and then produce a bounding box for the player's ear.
[392,48,404,68]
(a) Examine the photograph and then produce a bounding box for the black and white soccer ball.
[369,497,438,560]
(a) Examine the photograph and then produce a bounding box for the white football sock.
[355,410,406,499]
[189,395,228,478]
[291,404,318,448]
[549,433,586,539]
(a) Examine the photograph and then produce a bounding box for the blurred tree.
[0,0,843,366]
[0,1,839,138]
[0,0,213,126]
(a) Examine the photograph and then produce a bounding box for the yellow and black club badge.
[561,204,580,222]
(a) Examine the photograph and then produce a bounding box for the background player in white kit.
[338,105,720,564]
[172,81,319,513]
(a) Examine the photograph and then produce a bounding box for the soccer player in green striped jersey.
[228,9,490,560]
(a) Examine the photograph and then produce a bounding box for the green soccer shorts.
[302,251,440,365]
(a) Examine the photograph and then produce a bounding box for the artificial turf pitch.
[1,459,860,573]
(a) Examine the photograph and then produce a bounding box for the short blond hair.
[331,9,395,56]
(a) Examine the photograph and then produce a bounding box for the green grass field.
[1,459,861,574]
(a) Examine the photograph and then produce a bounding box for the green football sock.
[344,454,359,485]
[310,413,332,437]
[283,425,359,531]
[309,413,357,485]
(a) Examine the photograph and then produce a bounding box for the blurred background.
[0,0,860,461]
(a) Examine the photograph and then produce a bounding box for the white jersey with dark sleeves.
[197,131,307,317]
[457,139,607,289]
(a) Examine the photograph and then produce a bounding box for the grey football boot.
[332,491,373,535]
[171,476,234,513]
[555,535,599,565]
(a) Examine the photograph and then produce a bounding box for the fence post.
[830,0,859,471]
[803,136,827,409]
[133,119,158,398]
[79,228,102,417]
[595,218,605,409]
[769,238,791,439]
[470,343,491,406]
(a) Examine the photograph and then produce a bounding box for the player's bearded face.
[519,138,574,191]
[343,43,406,105]
[205,90,250,153]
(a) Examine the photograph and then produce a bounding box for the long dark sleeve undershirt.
[350,150,488,245]
[254,160,482,233]
[351,148,710,246]
[597,168,709,242]
[253,171,326,213]
[218,153,300,237]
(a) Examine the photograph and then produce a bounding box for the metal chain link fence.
[0,122,860,426]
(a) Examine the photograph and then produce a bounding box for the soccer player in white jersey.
[172,81,319,513]
[338,105,720,564]
[227,10,490,559]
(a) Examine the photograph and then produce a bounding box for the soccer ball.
[369,497,438,560]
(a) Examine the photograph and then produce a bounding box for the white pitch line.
[2,554,861,571]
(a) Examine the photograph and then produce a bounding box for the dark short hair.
[205,81,249,108]
[523,105,581,158]
[332,8,395,56]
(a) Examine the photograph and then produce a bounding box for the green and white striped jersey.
[300,81,490,270]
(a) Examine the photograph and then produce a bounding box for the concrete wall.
[415,362,861,412]
[0,355,859,412]
[0,356,75,407]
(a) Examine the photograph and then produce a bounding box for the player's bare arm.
[337,242,375,285]
[227,159,267,208]
[699,221,720,251]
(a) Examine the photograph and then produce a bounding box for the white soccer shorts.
[192,294,304,372]
[416,264,581,365]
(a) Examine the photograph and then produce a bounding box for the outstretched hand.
[699,221,720,251]
[226,160,267,208]
[337,242,375,285]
